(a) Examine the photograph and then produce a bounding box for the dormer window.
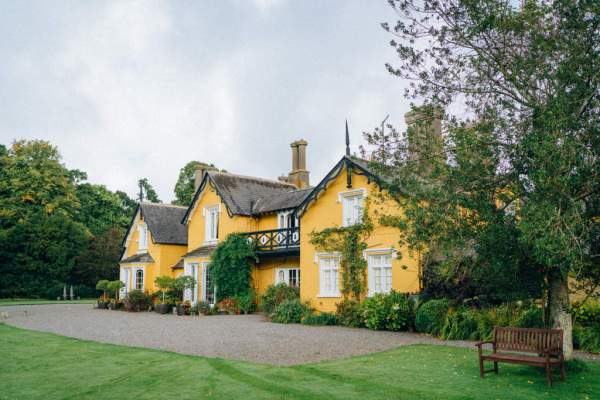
[340,189,366,227]
[205,205,219,243]
[138,224,148,251]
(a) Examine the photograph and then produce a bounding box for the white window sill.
[136,249,148,254]
[317,294,341,298]
[203,240,218,246]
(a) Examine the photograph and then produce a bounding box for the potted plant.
[125,289,150,312]
[173,275,196,316]
[154,275,175,314]
[106,280,125,310]
[197,301,211,316]
[95,279,110,309]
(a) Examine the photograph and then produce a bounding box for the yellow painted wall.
[253,257,300,298]
[299,166,421,312]
[187,182,257,252]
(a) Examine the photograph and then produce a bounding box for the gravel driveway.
[2,304,598,365]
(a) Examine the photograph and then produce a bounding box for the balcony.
[243,227,300,258]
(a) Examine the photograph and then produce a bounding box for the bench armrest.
[475,341,494,348]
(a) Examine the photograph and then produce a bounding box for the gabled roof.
[122,203,188,249]
[183,171,299,223]
[120,252,155,264]
[295,155,389,216]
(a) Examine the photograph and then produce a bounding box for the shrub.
[217,298,240,315]
[234,289,256,314]
[573,324,600,353]
[107,280,125,300]
[360,291,412,331]
[573,300,600,326]
[335,299,363,327]
[125,289,151,312]
[197,301,211,316]
[302,312,338,326]
[415,299,450,335]
[441,307,480,340]
[515,305,545,328]
[173,275,196,302]
[271,299,310,324]
[261,283,299,314]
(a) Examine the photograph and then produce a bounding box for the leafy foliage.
[309,204,373,300]
[137,178,160,203]
[364,0,600,354]
[335,299,363,327]
[0,140,136,299]
[415,299,450,336]
[301,312,338,326]
[172,161,220,206]
[125,289,151,312]
[271,299,311,324]
[233,289,256,314]
[260,283,299,314]
[208,234,257,302]
[360,291,412,331]
[217,298,240,315]
[154,275,175,304]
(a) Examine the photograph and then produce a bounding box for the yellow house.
[173,139,421,311]
[119,203,188,297]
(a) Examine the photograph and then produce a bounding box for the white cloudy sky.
[0,0,412,202]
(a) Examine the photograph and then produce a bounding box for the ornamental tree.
[154,275,175,304]
[365,0,600,358]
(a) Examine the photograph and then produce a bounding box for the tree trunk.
[548,270,573,360]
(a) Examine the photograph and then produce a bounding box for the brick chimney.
[404,106,443,163]
[287,139,310,188]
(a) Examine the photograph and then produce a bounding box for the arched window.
[136,269,144,290]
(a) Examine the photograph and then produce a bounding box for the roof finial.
[345,120,350,156]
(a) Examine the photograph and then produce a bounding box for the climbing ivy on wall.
[208,234,257,301]
[309,202,373,301]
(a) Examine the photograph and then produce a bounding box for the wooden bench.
[476,327,565,386]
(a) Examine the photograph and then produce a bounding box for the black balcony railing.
[243,227,300,254]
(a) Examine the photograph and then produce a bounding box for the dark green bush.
[441,307,480,340]
[360,291,412,331]
[515,305,545,328]
[234,289,256,314]
[197,301,211,315]
[573,324,600,353]
[302,312,338,326]
[271,299,310,324]
[415,299,450,335]
[573,300,600,326]
[125,289,151,312]
[260,283,299,314]
[335,299,363,327]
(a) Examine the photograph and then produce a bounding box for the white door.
[201,263,216,305]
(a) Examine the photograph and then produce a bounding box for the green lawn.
[0,299,95,306]
[0,324,597,400]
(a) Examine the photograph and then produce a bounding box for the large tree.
[366,0,600,358]
[172,161,219,206]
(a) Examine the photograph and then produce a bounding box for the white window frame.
[338,188,367,227]
[183,263,199,303]
[204,205,220,244]
[318,256,340,297]
[366,251,393,296]
[277,211,299,229]
[137,223,148,252]
[134,267,144,291]
[201,262,216,305]
[275,267,300,287]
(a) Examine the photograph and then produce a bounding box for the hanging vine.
[309,201,373,301]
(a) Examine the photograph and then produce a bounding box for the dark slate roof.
[184,244,218,258]
[121,252,155,264]
[252,186,313,214]
[139,203,188,245]
[210,172,298,216]
[348,156,392,184]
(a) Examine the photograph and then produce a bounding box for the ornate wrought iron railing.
[243,227,300,252]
